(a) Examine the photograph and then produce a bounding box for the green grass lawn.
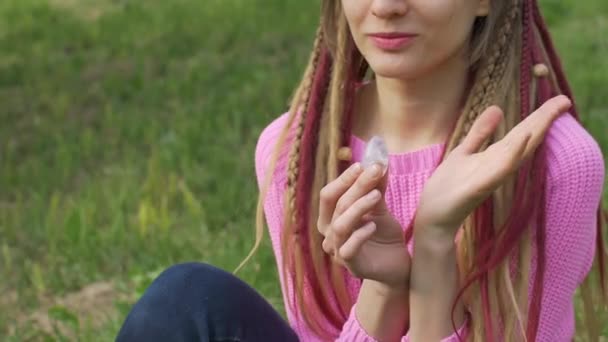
[1,0,606,340]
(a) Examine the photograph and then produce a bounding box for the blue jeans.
[116,262,299,342]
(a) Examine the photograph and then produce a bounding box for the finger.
[492,132,533,184]
[520,95,571,158]
[501,95,571,157]
[318,163,363,230]
[334,163,384,219]
[459,106,504,154]
[476,133,532,198]
[509,132,533,168]
[361,212,374,222]
[332,189,382,248]
[322,237,334,255]
[486,95,570,182]
[338,222,376,261]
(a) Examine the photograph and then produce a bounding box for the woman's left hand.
[415,95,572,237]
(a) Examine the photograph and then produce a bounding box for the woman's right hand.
[317,162,410,289]
[414,95,572,238]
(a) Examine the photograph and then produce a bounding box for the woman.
[116,0,606,341]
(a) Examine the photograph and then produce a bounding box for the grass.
[0,0,606,340]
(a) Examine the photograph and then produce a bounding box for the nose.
[371,0,408,19]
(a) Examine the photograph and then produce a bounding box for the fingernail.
[369,164,381,177]
[361,221,376,232]
[368,189,381,200]
[352,163,362,173]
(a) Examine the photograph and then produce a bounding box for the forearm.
[355,279,409,342]
[408,227,465,341]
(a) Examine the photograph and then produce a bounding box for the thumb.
[375,163,390,213]
[375,162,389,195]
[360,163,390,221]
[459,106,504,154]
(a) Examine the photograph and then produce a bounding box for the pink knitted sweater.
[254,111,605,342]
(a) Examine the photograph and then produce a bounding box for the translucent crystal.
[362,136,389,176]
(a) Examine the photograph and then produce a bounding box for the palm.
[347,213,410,286]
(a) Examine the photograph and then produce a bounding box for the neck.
[355,49,470,153]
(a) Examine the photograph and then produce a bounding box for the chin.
[364,50,426,79]
[367,60,421,79]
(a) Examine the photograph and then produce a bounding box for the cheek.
[417,8,476,67]
[418,0,477,50]
[426,24,472,56]
[342,1,370,60]
[341,1,366,37]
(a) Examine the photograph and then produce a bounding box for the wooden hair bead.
[533,63,549,78]
[337,147,352,161]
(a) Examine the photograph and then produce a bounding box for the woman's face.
[341,0,489,79]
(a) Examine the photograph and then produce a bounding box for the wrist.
[357,280,409,341]
[364,279,408,299]
[413,223,458,258]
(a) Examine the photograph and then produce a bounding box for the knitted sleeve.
[533,114,605,340]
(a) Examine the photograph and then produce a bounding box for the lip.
[368,32,417,51]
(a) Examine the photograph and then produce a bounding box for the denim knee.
[116,262,228,342]
[116,262,297,342]
[134,262,236,313]
[151,262,228,297]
